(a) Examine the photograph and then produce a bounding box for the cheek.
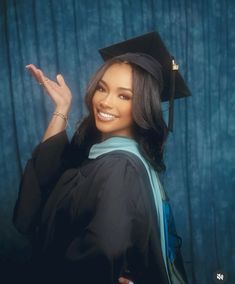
[92,93,98,108]
[123,104,133,121]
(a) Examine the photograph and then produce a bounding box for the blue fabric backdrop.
[0,0,234,283]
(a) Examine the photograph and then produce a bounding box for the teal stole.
[89,136,171,281]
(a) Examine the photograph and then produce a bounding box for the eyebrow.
[100,79,133,93]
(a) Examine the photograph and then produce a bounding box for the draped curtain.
[0,0,234,283]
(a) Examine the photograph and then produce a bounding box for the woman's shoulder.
[91,151,154,218]
[89,150,150,183]
[95,150,144,167]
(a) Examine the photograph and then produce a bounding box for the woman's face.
[92,63,134,139]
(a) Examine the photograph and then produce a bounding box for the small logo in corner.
[213,270,228,283]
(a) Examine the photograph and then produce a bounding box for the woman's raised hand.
[118,277,134,284]
[26,64,72,115]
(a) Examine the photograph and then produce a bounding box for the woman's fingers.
[25,64,72,109]
[25,64,41,83]
[26,64,65,87]
[26,64,63,90]
[26,64,51,86]
[35,69,59,93]
[118,277,134,284]
[36,68,49,84]
[56,74,65,87]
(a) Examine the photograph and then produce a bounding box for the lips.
[97,109,117,121]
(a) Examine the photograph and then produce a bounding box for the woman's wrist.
[53,111,68,122]
[52,108,70,129]
[55,105,71,116]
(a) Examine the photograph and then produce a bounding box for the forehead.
[101,63,133,87]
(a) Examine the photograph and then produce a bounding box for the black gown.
[13,131,176,284]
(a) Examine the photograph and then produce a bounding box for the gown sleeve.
[63,154,167,284]
[13,130,69,235]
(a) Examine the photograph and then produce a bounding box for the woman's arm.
[24,64,75,187]
[13,65,73,234]
[25,64,72,141]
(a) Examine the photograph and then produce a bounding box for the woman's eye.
[119,94,131,100]
[96,85,105,92]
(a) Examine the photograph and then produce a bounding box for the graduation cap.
[99,31,191,131]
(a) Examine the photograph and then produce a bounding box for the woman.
[13,41,188,283]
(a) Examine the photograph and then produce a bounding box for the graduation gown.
[13,131,175,284]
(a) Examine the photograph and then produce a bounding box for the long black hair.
[69,57,168,172]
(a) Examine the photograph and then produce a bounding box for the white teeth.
[97,111,115,121]
[99,111,114,118]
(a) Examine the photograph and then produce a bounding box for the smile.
[97,110,117,121]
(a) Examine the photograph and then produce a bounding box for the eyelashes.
[118,94,131,100]
[95,83,132,101]
[95,84,105,92]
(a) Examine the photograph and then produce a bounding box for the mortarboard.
[99,31,191,131]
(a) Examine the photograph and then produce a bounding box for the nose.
[99,93,113,109]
